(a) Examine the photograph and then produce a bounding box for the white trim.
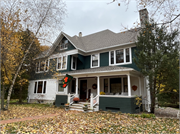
[91,53,100,68]
[127,74,131,96]
[99,95,138,98]
[109,47,132,66]
[71,56,77,70]
[56,55,68,71]
[33,80,47,94]
[62,32,78,49]
[35,59,49,73]
[49,49,78,59]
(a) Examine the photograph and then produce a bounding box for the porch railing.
[90,93,99,109]
[68,93,76,105]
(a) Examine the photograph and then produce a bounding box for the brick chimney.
[139,8,149,28]
[79,32,82,37]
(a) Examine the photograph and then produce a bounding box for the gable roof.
[35,29,139,59]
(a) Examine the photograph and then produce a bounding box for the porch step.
[69,102,93,112]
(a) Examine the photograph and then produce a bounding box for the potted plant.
[73,97,80,103]
[64,103,69,111]
[83,104,88,112]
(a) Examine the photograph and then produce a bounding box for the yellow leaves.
[173,89,177,92]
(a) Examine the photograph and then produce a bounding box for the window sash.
[62,56,66,69]
[126,48,130,62]
[92,54,99,67]
[57,57,62,69]
[58,80,64,92]
[34,81,46,94]
[72,56,76,70]
[37,81,43,93]
[116,49,124,63]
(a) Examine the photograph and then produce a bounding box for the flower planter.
[64,105,69,111]
[83,106,88,113]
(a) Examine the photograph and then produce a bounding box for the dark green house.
[28,9,151,113]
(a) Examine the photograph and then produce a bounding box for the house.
[28,8,151,113]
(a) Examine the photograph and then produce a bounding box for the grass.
[0,104,179,133]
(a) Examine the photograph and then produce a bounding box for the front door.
[80,80,87,100]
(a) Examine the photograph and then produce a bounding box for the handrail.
[69,94,76,105]
[90,93,99,109]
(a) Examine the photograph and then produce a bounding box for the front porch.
[55,66,149,113]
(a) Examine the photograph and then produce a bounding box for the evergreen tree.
[134,19,179,113]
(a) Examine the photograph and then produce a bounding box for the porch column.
[127,74,131,96]
[75,77,78,97]
[97,76,100,96]
[138,77,141,96]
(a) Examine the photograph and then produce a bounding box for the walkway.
[0,113,58,125]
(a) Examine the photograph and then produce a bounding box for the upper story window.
[34,81,46,94]
[60,39,68,50]
[91,53,99,68]
[57,56,67,70]
[36,59,49,73]
[109,47,131,65]
[71,56,77,70]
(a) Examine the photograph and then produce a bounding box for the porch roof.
[55,66,135,77]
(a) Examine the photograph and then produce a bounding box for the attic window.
[60,39,68,50]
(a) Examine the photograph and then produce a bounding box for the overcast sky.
[51,0,141,42]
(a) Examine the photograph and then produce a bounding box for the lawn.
[0,104,179,133]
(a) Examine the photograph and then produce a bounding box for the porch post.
[138,77,141,96]
[75,77,78,97]
[97,76,100,96]
[127,74,131,96]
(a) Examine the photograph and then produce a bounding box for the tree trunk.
[1,83,5,110]
[5,1,52,110]
[150,78,156,113]
[19,85,22,103]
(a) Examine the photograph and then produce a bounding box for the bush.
[140,113,155,118]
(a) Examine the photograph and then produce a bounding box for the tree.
[134,19,179,113]
[1,0,66,109]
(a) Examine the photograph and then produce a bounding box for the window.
[91,54,99,68]
[110,78,121,94]
[34,81,47,94]
[123,77,128,92]
[71,56,77,70]
[36,60,49,73]
[110,48,131,65]
[104,79,108,93]
[126,48,130,62]
[57,56,67,70]
[60,39,68,50]
[58,80,64,92]
[116,49,124,63]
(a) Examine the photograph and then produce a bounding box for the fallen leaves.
[0,104,179,133]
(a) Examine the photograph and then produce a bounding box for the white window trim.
[56,55,68,71]
[91,53,100,68]
[71,56,77,70]
[109,47,132,66]
[34,80,47,94]
[59,40,68,50]
[35,59,49,73]
[57,79,65,93]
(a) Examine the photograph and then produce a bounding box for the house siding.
[99,96,142,113]
[52,37,76,54]
[100,52,109,67]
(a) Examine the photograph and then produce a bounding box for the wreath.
[92,84,97,89]
[132,85,137,91]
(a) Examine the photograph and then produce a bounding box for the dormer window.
[91,53,99,68]
[60,39,68,50]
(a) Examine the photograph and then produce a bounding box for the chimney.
[139,8,149,28]
[79,32,82,37]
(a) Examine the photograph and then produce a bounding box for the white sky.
[51,0,141,43]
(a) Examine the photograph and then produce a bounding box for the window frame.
[91,53,100,68]
[59,39,68,50]
[58,80,65,93]
[34,80,47,94]
[35,59,49,73]
[109,47,132,65]
[56,55,67,70]
[71,56,77,70]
